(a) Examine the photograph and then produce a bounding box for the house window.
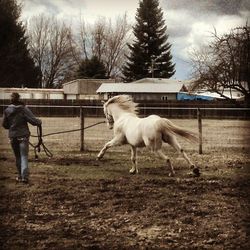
[161,96,168,101]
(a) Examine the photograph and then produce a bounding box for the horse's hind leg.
[157,150,175,177]
[170,136,194,166]
[169,135,200,176]
[130,146,138,174]
[167,135,194,166]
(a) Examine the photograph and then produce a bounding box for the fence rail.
[1,105,250,155]
[1,104,250,119]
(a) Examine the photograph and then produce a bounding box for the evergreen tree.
[0,0,40,87]
[77,56,107,79]
[123,0,175,81]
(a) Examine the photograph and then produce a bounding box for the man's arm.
[23,107,42,126]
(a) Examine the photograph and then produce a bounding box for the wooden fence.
[1,104,249,154]
[1,99,249,119]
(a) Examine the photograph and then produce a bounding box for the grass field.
[0,118,249,249]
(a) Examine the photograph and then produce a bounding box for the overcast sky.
[20,0,250,80]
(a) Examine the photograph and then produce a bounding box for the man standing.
[2,92,42,184]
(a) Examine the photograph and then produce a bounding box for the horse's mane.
[105,95,139,114]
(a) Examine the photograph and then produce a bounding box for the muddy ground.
[0,147,249,250]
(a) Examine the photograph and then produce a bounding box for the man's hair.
[10,92,23,105]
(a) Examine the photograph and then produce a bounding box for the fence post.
[80,106,84,151]
[197,108,202,154]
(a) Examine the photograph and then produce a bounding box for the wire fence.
[0,105,250,157]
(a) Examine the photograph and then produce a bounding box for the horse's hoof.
[193,167,200,177]
[129,169,137,175]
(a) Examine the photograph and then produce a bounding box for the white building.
[0,87,64,100]
[97,78,193,101]
[0,79,116,100]
[63,79,115,100]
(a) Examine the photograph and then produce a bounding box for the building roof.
[133,78,193,86]
[194,90,243,99]
[63,78,115,87]
[96,78,195,94]
[97,82,187,94]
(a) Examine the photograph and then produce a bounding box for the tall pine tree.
[123,0,175,81]
[0,0,40,87]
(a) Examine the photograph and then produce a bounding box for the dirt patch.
[0,149,250,249]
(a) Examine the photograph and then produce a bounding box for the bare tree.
[191,24,250,101]
[76,14,131,79]
[75,16,90,62]
[91,17,107,61]
[104,14,131,78]
[27,15,75,88]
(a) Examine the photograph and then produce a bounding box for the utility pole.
[150,55,161,78]
[151,58,155,78]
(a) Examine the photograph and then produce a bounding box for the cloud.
[163,0,250,15]
[21,0,138,23]
[160,0,250,78]
[20,0,250,79]
[21,0,86,20]
[215,14,249,35]
[166,9,195,38]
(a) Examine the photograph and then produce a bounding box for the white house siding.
[126,93,177,101]
[96,82,183,101]
[0,91,11,99]
[32,93,45,99]
[79,94,99,100]
[66,94,78,100]
[49,93,64,99]
[0,88,64,100]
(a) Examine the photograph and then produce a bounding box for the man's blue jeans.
[10,137,29,180]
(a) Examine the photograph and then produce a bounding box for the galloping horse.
[97,95,200,177]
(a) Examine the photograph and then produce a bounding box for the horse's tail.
[160,118,198,142]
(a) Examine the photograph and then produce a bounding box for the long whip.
[29,121,106,158]
[29,125,53,158]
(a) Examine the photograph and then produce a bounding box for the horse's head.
[102,95,138,129]
[103,104,114,129]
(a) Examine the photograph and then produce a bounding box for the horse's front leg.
[97,136,123,160]
[129,146,138,174]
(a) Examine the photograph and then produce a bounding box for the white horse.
[97,95,200,177]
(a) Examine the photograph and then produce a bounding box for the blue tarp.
[177,92,214,101]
